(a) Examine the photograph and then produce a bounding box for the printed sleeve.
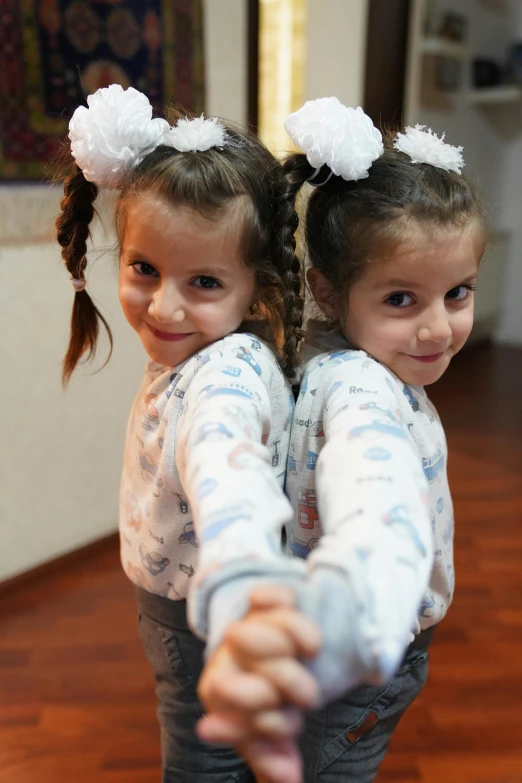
[176,339,299,641]
[306,356,433,683]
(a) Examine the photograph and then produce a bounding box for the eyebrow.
[373,278,417,289]
[122,248,151,260]
[374,274,478,290]
[122,248,236,277]
[189,267,236,278]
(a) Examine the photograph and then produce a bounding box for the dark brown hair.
[57,108,303,384]
[283,129,486,309]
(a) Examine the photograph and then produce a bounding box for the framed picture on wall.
[0,1,205,181]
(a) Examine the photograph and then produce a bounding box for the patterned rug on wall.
[0,0,205,181]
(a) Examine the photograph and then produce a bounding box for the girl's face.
[309,222,483,386]
[118,194,256,367]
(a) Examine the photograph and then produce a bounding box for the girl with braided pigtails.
[56,84,320,782]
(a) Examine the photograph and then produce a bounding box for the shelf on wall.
[420,37,469,59]
[466,86,522,105]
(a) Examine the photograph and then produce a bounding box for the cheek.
[238,272,256,308]
[360,312,409,347]
[343,297,366,338]
[119,281,146,319]
[204,299,247,329]
[221,278,256,319]
[452,305,474,345]
[385,318,416,344]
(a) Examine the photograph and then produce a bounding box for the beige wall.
[0,201,145,582]
[203,0,248,124]
[306,0,368,106]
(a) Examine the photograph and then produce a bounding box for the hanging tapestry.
[0,0,205,180]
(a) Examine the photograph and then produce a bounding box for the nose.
[417,302,452,344]
[148,281,185,324]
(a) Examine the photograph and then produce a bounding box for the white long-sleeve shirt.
[285,331,452,695]
[119,332,299,639]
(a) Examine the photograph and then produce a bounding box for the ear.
[244,279,261,320]
[307,268,336,319]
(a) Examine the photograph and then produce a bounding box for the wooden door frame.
[364,0,411,128]
[247,0,260,131]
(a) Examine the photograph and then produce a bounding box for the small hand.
[197,586,321,783]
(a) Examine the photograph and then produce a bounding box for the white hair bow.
[69,84,227,190]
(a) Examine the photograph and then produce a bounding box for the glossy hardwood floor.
[1,342,521,783]
[379,343,522,782]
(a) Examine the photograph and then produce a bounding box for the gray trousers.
[136,587,432,783]
[299,627,433,782]
[136,587,255,782]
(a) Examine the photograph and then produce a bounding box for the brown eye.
[132,262,158,277]
[192,275,221,289]
[386,292,413,307]
[446,285,473,301]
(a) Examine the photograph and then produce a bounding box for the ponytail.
[267,154,315,378]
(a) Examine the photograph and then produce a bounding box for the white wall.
[306,0,368,105]
[415,0,522,345]
[203,0,248,124]
[0,5,249,583]
[495,0,522,344]
[0,198,145,582]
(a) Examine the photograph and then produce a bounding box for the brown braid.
[268,161,306,378]
[56,166,113,385]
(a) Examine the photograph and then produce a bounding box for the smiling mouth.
[148,325,194,342]
[407,353,445,364]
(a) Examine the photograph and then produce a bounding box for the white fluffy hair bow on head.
[393,124,465,174]
[284,96,384,182]
[68,84,228,190]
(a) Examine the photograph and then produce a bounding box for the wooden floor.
[1,342,521,783]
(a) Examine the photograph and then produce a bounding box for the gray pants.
[299,627,433,782]
[136,587,255,783]
[136,586,432,783]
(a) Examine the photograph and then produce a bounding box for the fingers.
[252,706,303,737]
[248,584,296,610]
[196,706,302,745]
[225,619,300,660]
[227,608,321,661]
[199,668,281,714]
[239,737,303,783]
[199,658,316,715]
[197,713,250,745]
[252,657,319,709]
[199,608,321,720]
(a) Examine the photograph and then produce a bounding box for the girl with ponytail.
[199,98,487,783]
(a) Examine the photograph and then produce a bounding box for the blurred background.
[0,2,520,781]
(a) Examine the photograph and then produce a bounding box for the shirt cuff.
[187,557,307,649]
[294,566,410,707]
